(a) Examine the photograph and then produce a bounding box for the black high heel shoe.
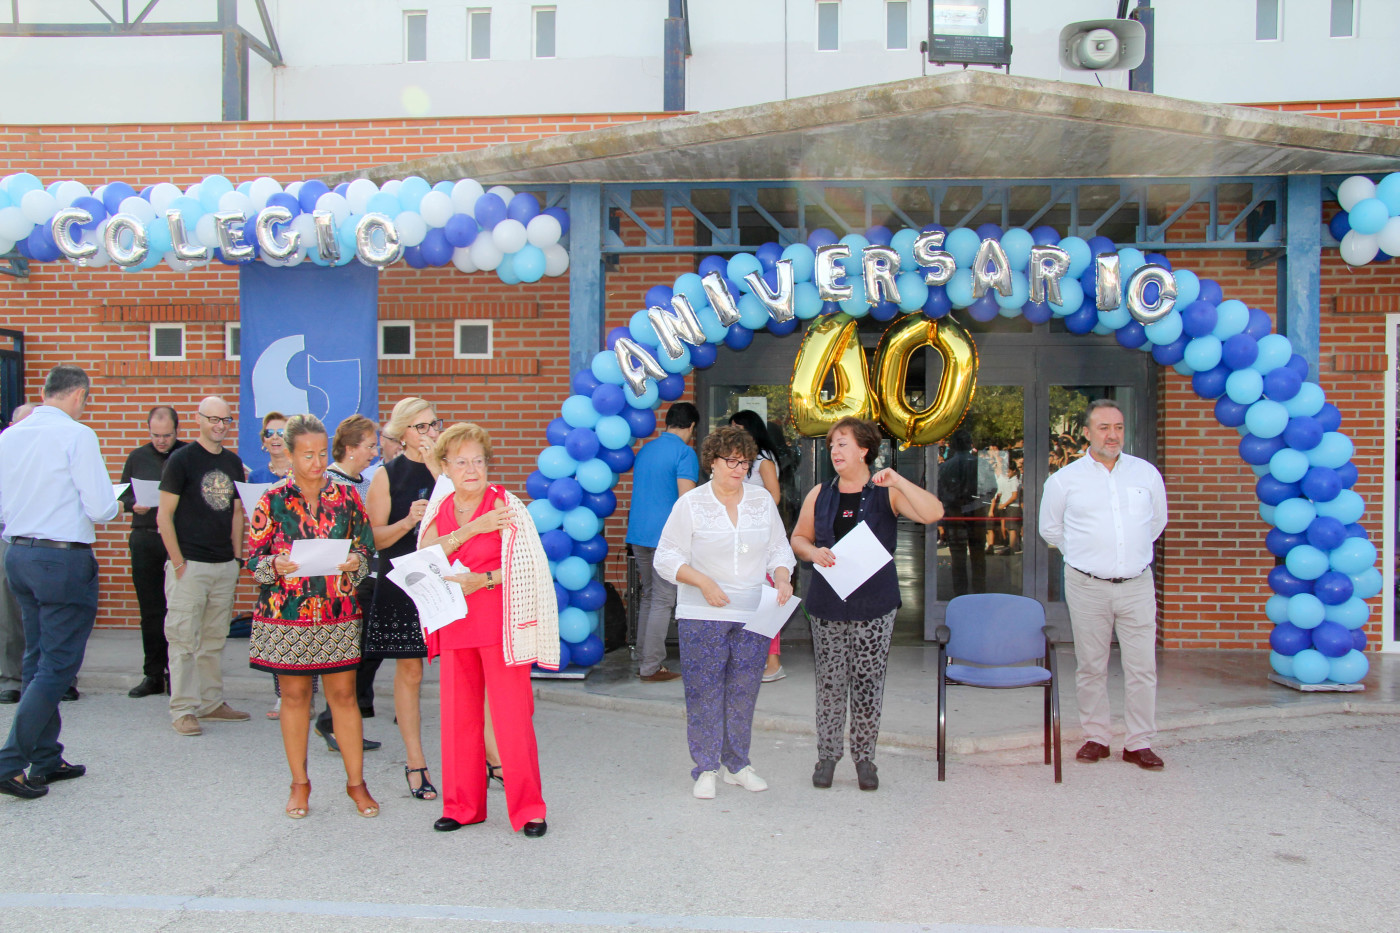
[487,762,504,788]
[404,766,437,800]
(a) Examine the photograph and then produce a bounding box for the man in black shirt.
[157,396,250,736]
[118,406,185,699]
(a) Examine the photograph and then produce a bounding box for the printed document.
[812,520,893,600]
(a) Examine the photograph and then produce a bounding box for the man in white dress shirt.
[0,366,120,799]
[1038,399,1169,771]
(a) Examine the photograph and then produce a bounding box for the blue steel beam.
[1282,175,1322,374]
[567,183,605,380]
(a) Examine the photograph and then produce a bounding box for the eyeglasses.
[449,457,487,472]
[199,414,235,426]
[720,457,753,471]
[409,419,444,434]
[380,435,400,446]
[262,428,285,438]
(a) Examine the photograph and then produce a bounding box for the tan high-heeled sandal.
[286,781,310,819]
[346,782,379,818]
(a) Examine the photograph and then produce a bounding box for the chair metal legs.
[1046,637,1062,783]
[936,648,947,782]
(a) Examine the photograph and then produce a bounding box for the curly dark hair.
[700,424,757,470]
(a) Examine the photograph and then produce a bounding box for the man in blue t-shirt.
[626,402,699,681]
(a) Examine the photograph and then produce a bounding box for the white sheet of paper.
[285,538,351,578]
[391,544,450,577]
[431,473,454,502]
[385,558,468,634]
[235,481,273,517]
[130,478,162,508]
[813,520,894,600]
[112,483,129,499]
[743,585,801,639]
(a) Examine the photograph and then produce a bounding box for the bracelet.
[173,562,186,571]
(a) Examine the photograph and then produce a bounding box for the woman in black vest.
[790,417,944,791]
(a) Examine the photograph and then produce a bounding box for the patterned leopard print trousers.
[810,609,897,763]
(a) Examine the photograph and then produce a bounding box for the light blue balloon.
[896,272,928,311]
[889,229,918,271]
[1273,497,1316,534]
[737,293,770,330]
[575,459,614,494]
[624,379,660,409]
[1329,537,1376,575]
[1182,335,1222,372]
[658,343,692,375]
[1283,382,1325,417]
[145,219,172,255]
[945,227,980,269]
[1325,597,1369,630]
[695,304,729,342]
[1225,369,1264,405]
[1244,399,1289,438]
[1250,463,1270,477]
[674,272,708,308]
[168,196,203,222]
[1250,333,1292,374]
[563,505,602,542]
[1171,269,1200,308]
[781,243,816,282]
[946,269,975,308]
[1375,172,1400,214]
[1268,650,1295,678]
[558,605,591,642]
[1307,432,1353,469]
[1117,247,1146,279]
[527,498,563,531]
[995,271,1029,310]
[1285,544,1329,580]
[794,282,823,319]
[1290,649,1330,684]
[1258,503,1276,525]
[1349,567,1383,600]
[1144,310,1183,345]
[555,556,591,591]
[1328,649,1369,685]
[1059,236,1091,277]
[1314,488,1363,524]
[839,279,870,317]
[537,445,577,479]
[1349,197,1389,235]
[595,415,632,450]
[628,308,658,346]
[1092,322,1114,336]
[591,349,625,385]
[1175,360,1197,378]
[1000,228,1034,271]
[727,252,762,291]
[1287,593,1325,629]
[1097,305,1131,330]
[1265,594,1291,623]
[1269,448,1310,484]
[514,244,546,282]
[561,394,600,429]
[1048,278,1084,316]
[366,192,400,216]
[1212,299,1250,338]
[398,176,431,211]
[838,234,869,277]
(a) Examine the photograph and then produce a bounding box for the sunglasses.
[262,428,285,438]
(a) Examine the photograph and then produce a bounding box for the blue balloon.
[1269,621,1312,655]
[1251,333,1293,374]
[1219,333,1259,371]
[545,417,570,447]
[540,528,573,562]
[1329,537,1377,575]
[1269,565,1313,597]
[657,374,686,401]
[444,213,479,248]
[1308,432,1353,469]
[571,579,607,611]
[507,192,540,224]
[558,605,592,642]
[595,415,632,450]
[575,458,614,494]
[527,498,563,532]
[698,254,728,278]
[689,341,718,369]
[1180,300,1218,337]
[562,506,601,542]
[1058,236,1091,277]
[569,633,605,667]
[1086,235,1116,259]
[1290,649,1330,684]
[572,368,603,396]
[1244,399,1289,438]
[1282,416,1323,452]
[554,639,573,670]
[1283,382,1325,418]
[1265,594,1292,623]
[1336,461,1359,489]
[1287,592,1325,628]
[767,315,800,336]
[1349,197,1389,235]
[1285,544,1329,580]
[623,406,656,439]
[1243,307,1273,340]
[1305,516,1347,551]
[1000,228,1034,270]
[1183,335,1223,372]
[1265,528,1306,557]
[513,244,546,282]
[101,180,137,215]
[564,427,600,463]
[1328,649,1369,685]
[1325,596,1368,629]
[644,285,674,309]
[591,349,624,385]
[1313,570,1354,606]
[1191,365,1229,400]
[1310,620,1353,658]
[1269,650,1296,678]
[1315,488,1364,525]
[526,469,553,501]
[945,227,981,268]
[1350,567,1382,600]
[1272,497,1317,534]
[473,192,507,229]
[1030,225,1060,246]
[553,582,570,612]
[1345,522,1370,541]
[590,383,626,418]
[1263,367,1302,401]
[1300,466,1341,503]
[1064,304,1098,334]
[547,476,584,512]
[1024,299,1053,325]
[1351,628,1369,653]
[1224,369,1264,405]
[537,445,577,479]
[582,489,617,518]
[624,379,661,410]
[1151,335,1189,366]
[1256,475,1300,506]
[726,252,762,289]
[555,556,592,591]
[572,534,608,565]
[599,444,635,473]
[1328,211,1352,241]
[781,243,817,282]
[1239,432,1286,465]
[1316,402,1342,433]
[724,323,754,350]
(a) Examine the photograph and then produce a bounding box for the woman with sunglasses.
[247,412,291,484]
[365,397,443,801]
[654,425,796,800]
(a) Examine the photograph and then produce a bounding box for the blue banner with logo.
[238,263,378,475]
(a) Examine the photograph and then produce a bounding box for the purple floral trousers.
[677,618,769,779]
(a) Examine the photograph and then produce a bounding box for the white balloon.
[346,178,378,214]
[543,243,570,276]
[55,180,90,208]
[184,183,202,200]
[290,213,317,245]
[451,179,484,214]
[418,191,453,227]
[1340,230,1380,266]
[285,246,307,267]
[451,246,478,273]
[526,213,562,248]
[20,189,58,224]
[0,236,12,254]
[165,255,195,272]
[119,196,157,223]
[1376,216,1400,257]
[380,179,403,197]
[195,213,220,248]
[248,176,282,210]
[0,206,35,240]
[487,185,516,204]
[395,211,427,247]
[491,218,527,254]
[315,192,351,224]
[284,181,303,200]
[87,240,109,267]
[469,234,503,271]
[149,182,182,212]
[1337,175,1377,213]
[217,190,254,217]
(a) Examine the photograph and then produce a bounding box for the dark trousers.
[316,576,382,734]
[128,530,169,680]
[0,544,99,780]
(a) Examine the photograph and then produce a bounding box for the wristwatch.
[484,570,496,590]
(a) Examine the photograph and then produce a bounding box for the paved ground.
[2,640,1398,933]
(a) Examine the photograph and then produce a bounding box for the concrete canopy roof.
[342,71,1400,186]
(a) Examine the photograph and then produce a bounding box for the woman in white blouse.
[655,425,796,800]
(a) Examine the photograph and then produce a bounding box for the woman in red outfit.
[419,422,559,837]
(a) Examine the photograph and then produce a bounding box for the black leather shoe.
[1123,747,1165,770]
[812,759,836,789]
[0,774,47,799]
[855,759,879,791]
[0,689,17,704]
[28,760,85,786]
[315,727,381,753]
[61,686,79,702]
[434,816,485,832]
[1076,741,1111,763]
[522,819,548,838]
[128,676,164,698]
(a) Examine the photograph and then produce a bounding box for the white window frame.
[149,323,186,362]
[224,322,241,361]
[1329,0,1356,38]
[378,321,416,360]
[404,10,428,62]
[468,8,492,61]
[453,320,494,360]
[816,1,840,52]
[885,0,909,50]
[533,6,557,59]
[1255,0,1282,41]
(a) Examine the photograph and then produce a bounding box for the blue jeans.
[0,544,99,780]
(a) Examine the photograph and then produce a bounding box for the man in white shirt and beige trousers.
[1039,399,1169,771]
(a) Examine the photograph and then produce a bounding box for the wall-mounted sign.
[926,0,1011,68]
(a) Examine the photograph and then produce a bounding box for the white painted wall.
[0,0,1396,124]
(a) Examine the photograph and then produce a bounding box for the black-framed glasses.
[262,428,285,438]
[409,419,444,434]
[721,457,753,471]
[199,414,235,426]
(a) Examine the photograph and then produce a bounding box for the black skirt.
[364,574,427,659]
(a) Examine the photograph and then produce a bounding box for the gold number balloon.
[789,313,879,437]
[871,314,979,449]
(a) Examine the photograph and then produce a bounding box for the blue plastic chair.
[934,593,1061,783]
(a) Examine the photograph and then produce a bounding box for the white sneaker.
[693,770,718,799]
[722,766,769,792]
[762,665,786,683]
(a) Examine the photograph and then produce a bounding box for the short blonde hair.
[385,397,434,439]
[434,422,492,465]
[284,413,327,454]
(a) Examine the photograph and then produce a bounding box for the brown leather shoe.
[1075,740,1110,763]
[199,702,250,722]
[639,667,682,682]
[1123,747,1164,770]
[172,714,202,736]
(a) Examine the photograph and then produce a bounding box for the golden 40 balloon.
[790,312,978,449]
